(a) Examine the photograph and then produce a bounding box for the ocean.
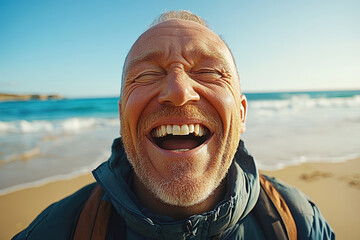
[1,90,359,195]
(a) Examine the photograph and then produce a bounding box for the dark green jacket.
[13,138,335,239]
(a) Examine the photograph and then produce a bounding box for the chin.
[125,141,218,206]
[123,133,238,207]
[121,108,242,207]
[155,173,219,207]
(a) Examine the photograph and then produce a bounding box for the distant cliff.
[0,93,64,101]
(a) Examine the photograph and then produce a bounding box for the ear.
[239,94,247,133]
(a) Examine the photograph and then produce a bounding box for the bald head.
[121,11,240,94]
[150,10,209,28]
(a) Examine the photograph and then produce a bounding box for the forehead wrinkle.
[124,42,233,78]
[187,47,231,70]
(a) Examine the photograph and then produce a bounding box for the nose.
[158,70,200,106]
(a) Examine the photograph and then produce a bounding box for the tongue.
[161,138,199,150]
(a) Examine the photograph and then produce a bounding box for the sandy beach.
[1,158,359,240]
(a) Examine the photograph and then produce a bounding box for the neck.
[132,175,227,220]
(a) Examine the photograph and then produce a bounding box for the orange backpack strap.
[254,174,297,240]
[73,184,113,240]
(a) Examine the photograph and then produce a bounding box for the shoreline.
[0,163,102,196]
[1,158,359,239]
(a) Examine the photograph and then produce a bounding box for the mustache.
[138,105,219,131]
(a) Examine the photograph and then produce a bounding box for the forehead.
[124,19,234,70]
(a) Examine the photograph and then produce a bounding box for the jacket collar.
[93,138,260,239]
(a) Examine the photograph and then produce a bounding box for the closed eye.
[190,69,223,82]
[135,71,166,82]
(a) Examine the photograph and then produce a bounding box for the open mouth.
[150,124,211,151]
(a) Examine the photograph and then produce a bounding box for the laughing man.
[13,11,334,240]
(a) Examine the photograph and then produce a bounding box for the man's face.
[120,19,247,207]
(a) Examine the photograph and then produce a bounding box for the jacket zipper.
[185,220,195,240]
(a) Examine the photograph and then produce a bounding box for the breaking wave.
[249,94,360,111]
[0,117,119,134]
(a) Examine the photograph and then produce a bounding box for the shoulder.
[12,183,97,240]
[264,175,335,240]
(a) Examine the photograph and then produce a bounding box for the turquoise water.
[1,90,359,194]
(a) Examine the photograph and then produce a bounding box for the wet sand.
[1,158,359,239]
[262,158,360,240]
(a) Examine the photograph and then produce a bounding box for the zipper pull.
[184,220,196,239]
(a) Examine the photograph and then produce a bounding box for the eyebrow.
[124,50,166,76]
[190,48,231,69]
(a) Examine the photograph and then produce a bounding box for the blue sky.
[1,0,359,97]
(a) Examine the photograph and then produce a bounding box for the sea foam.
[250,94,360,110]
[0,117,119,134]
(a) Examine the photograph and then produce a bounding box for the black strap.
[106,207,127,239]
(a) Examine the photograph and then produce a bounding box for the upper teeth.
[151,124,208,138]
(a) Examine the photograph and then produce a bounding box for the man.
[14,11,334,239]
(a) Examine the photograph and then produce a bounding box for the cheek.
[203,86,240,130]
[121,85,158,138]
